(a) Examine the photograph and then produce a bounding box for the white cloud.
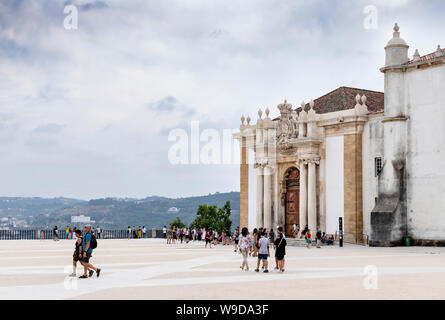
[0,0,443,199]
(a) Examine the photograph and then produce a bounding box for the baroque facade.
[234,24,445,246]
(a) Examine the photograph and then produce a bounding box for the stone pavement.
[1,239,445,300]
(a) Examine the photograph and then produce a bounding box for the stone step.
[285,238,316,247]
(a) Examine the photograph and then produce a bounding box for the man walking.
[163,226,167,239]
[79,225,101,279]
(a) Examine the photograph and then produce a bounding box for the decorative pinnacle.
[258,109,263,119]
[241,115,245,125]
[393,23,400,38]
[246,116,251,125]
[361,95,367,105]
[413,49,420,60]
[309,99,314,109]
[301,101,305,109]
[355,94,361,104]
[265,107,270,118]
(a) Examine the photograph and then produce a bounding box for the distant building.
[168,207,180,213]
[71,215,95,223]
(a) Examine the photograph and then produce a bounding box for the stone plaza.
[1,239,445,300]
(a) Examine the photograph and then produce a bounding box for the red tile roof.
[406,48,445,65]
[295,86,384,114]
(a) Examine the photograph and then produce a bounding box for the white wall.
[362,117,384,237]
[325,136,344,234]
[247,148,257,231]
[405,64,445,239]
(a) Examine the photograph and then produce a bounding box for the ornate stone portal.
[235,88,373,243]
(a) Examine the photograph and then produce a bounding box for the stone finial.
[355,93,368,116]
[435,45,443,57]
[246,116,251,125]
[413,49,420,62]
[241,115,245,125]
[265,107,270,118]
[301,101,305,110]
[393,23,400,34]
[258,109,263,119]
[309,99,315,109]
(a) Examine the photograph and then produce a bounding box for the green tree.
[192,201,232,233]
[169,217,185,228]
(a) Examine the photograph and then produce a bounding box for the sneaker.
[263,269,269,273]
[96,268,101,278]
[88,270,94,277]
[255,269,259,272]
[69,273,76,277]
[79,275,88,279]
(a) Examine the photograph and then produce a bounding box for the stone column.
[299,160,308,231]
[256,166,264,228]
[307,160,317,233]
[263,166,272,230]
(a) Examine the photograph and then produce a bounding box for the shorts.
[80,252,91,263]
[258,254,268,261]
[73,250,80,262]
[235,240,239,244]
[275,254,285,261]
[206,239,211,244]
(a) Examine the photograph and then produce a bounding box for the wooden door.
[285,168,300,237]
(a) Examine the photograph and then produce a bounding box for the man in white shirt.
[163,226,167,238]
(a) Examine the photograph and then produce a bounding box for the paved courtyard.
[1,239,445,300]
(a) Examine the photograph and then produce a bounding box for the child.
[255,232,270,273]
[306,229,312,248]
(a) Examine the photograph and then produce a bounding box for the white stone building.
[234,24,445,246]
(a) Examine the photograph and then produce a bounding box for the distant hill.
[0,192,240,230]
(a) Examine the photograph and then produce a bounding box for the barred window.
[375,157,382,176]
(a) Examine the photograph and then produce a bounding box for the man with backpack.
[79,225,101,279]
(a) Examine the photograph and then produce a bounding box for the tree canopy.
[191,201,232,233]
[169,217,185,229]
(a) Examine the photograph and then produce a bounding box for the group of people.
[127,226,147,239]
[52,225,102,241]
[238,226,287,273]
[163,226,241,247]
[292,224,335,248]
[70,224,101,279]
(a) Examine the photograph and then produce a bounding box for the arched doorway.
[285,167,300,237]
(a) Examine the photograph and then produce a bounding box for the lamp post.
[339,217,343,247]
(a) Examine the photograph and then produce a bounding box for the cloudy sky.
[0,0,444,200]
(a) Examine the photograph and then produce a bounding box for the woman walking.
[252,228,259,257]
[274,227,287,272]
[238,227,252,271]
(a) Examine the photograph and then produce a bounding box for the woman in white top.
[238,227,252,271]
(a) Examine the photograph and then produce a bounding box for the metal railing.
[0,229,164,240]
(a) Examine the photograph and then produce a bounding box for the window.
[375,157,382,176]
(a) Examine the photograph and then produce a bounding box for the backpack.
[90,233,98,249]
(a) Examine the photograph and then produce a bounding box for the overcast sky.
[0,0,444,200]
